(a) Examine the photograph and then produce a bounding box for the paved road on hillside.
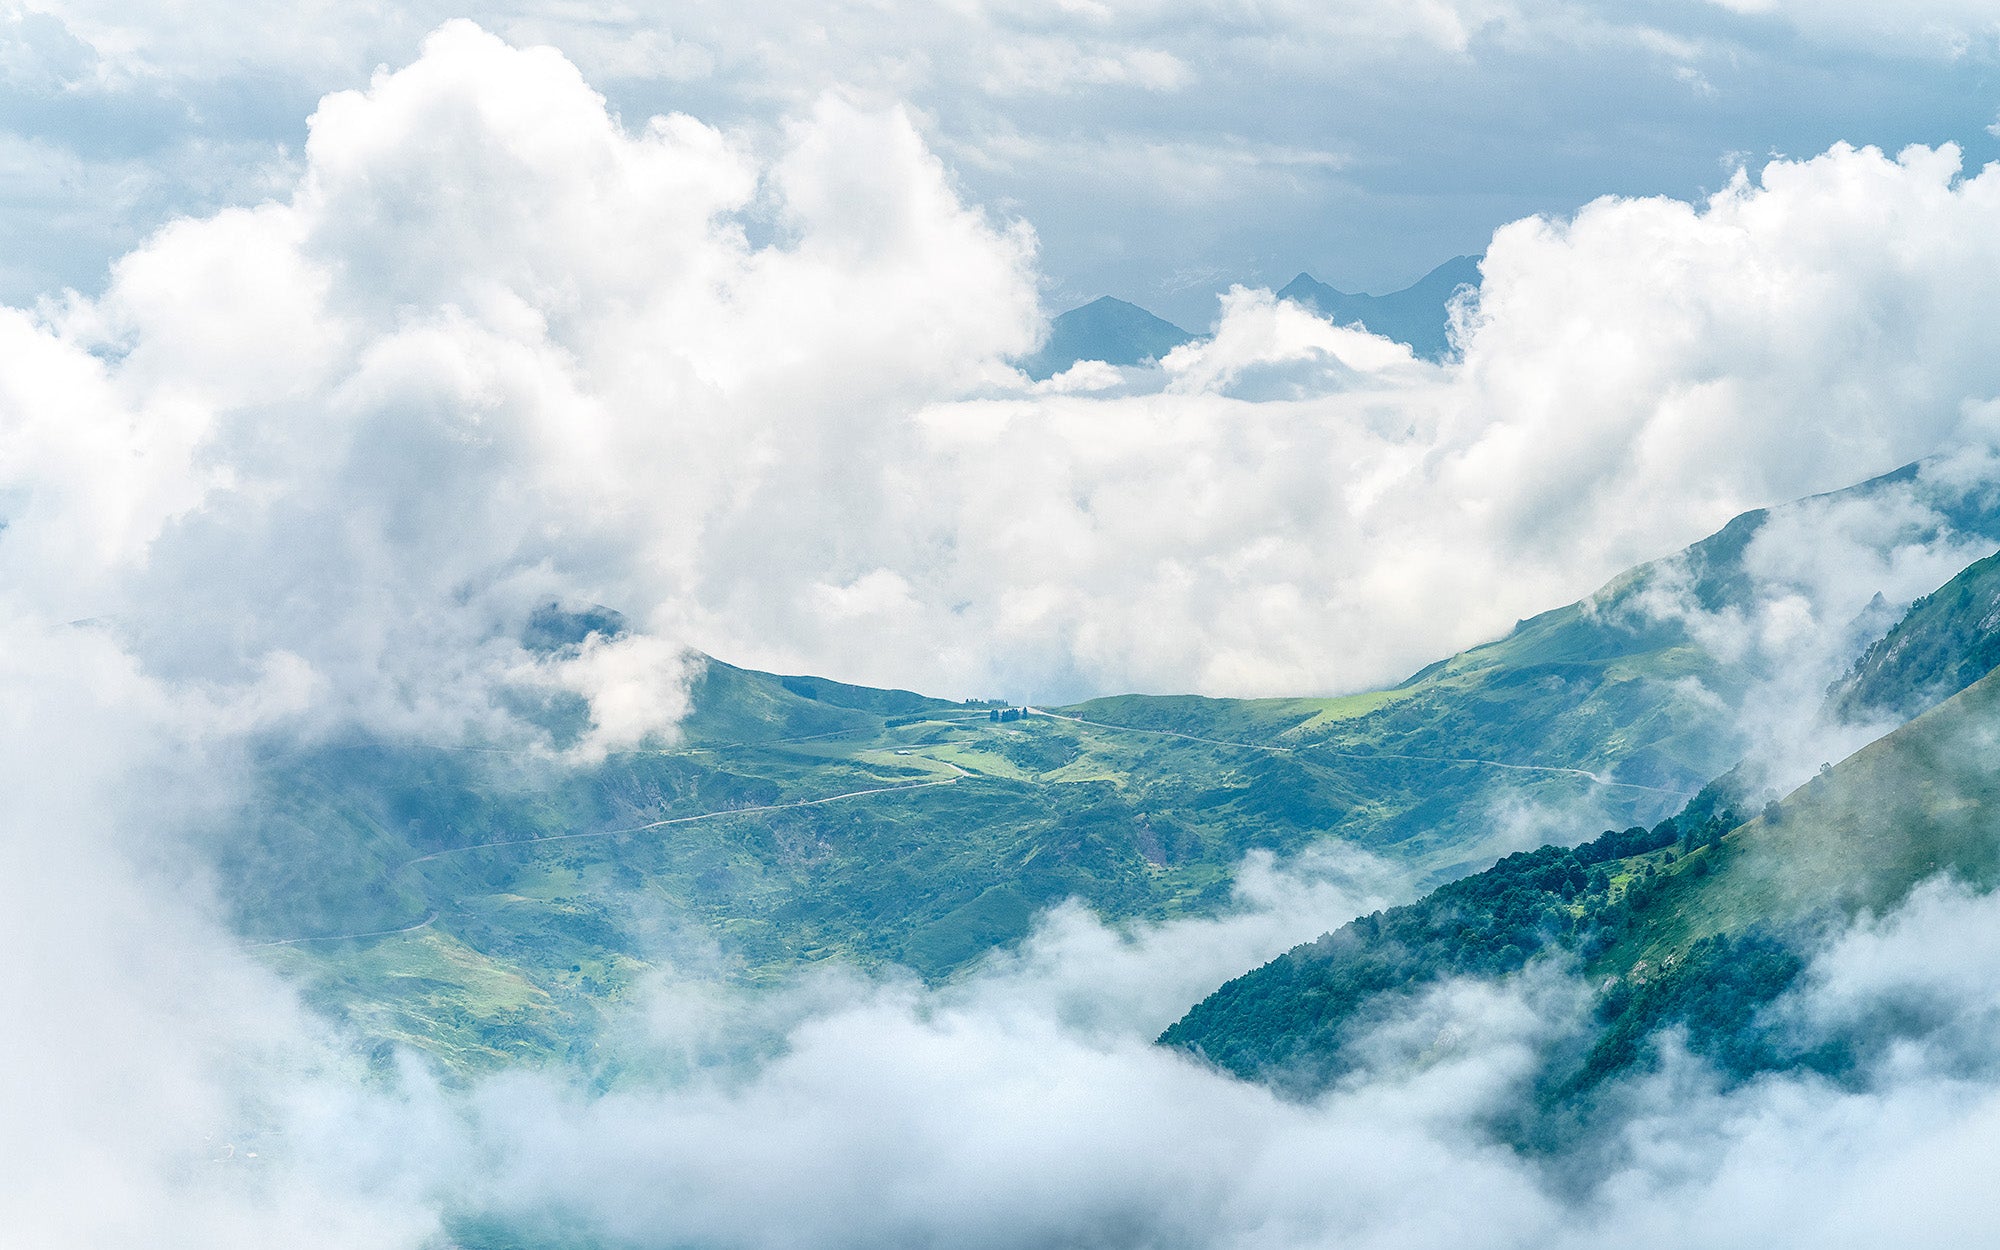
[249,704,1686,951]
[402,763,968,865]
[1029,709,1689,798]
[248,761,971,947]
[249,910,441,948]
[428,711,1000,760]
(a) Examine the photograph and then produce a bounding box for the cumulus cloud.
[1161,284,1430,398]
[15,25,2000,719]
[834,142,2000,701]
[4,20,1042,742]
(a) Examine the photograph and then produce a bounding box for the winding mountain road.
[402,764,968,867]
[1028,709,1689,798]
[249,704,1684,951]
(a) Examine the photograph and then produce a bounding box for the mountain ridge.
[1275,254,1481,361]
[1159,537,2000,1104]
[234,461,2000,1072]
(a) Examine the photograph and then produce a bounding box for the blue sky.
[7,1,2000,325]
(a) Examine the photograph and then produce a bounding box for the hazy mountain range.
[1165,543,2000,1117]
[1020,255,1481,379]
[104,438,2000,1250]
[236,460,2000,1095]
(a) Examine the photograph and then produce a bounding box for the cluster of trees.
[1835,551,2000,722]
[1680,812,1734,852]
[1161,802,1816,1104]
[1163,818,1688,1083]
[1580,930,1805,1087]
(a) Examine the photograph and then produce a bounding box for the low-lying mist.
[19,618,2000,1250]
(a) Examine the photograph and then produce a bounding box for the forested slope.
[235,464,2000,1071]
[1164,550,2000,1105]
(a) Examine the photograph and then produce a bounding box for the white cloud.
[1622,469,1997,793]
[2,20,1042,739]
[370,870,2000,1250]
[1164,284,1429,397]
[522,631,697,760]
[16,29,2000,722]
[0,621,438,1247]
[844,142,2000,701]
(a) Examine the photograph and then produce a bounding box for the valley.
[223,462,2000,1081]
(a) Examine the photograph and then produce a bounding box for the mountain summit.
[1020,255,1480,380]
[1276,254,1481,360]
[1018,295,1197,380]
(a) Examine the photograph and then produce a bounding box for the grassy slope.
[1058,520,1751,873]
[1835,547,2000,722]
[236,647,1691,1073]
[1162,565,2000,1095]
[1606,669,2000,972]
[238,464,2000,1072]
[234,670,1391,1070]
[1605,537,2000,976]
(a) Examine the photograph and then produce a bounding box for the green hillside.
[1834,547,2000,722]
[1162,579,2000,1102]
[235,653,1679,1073]
[230,464,2000,1073]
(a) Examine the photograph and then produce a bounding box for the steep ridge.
[233,463,2000,1070]
[1071,461,2000,871]
[1275,255,1481,360]
[1163,544,2000,1101]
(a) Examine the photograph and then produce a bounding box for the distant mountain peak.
[1278,254,1482,361]
[1017,295,1196,381]
[1016,254,1481,380]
